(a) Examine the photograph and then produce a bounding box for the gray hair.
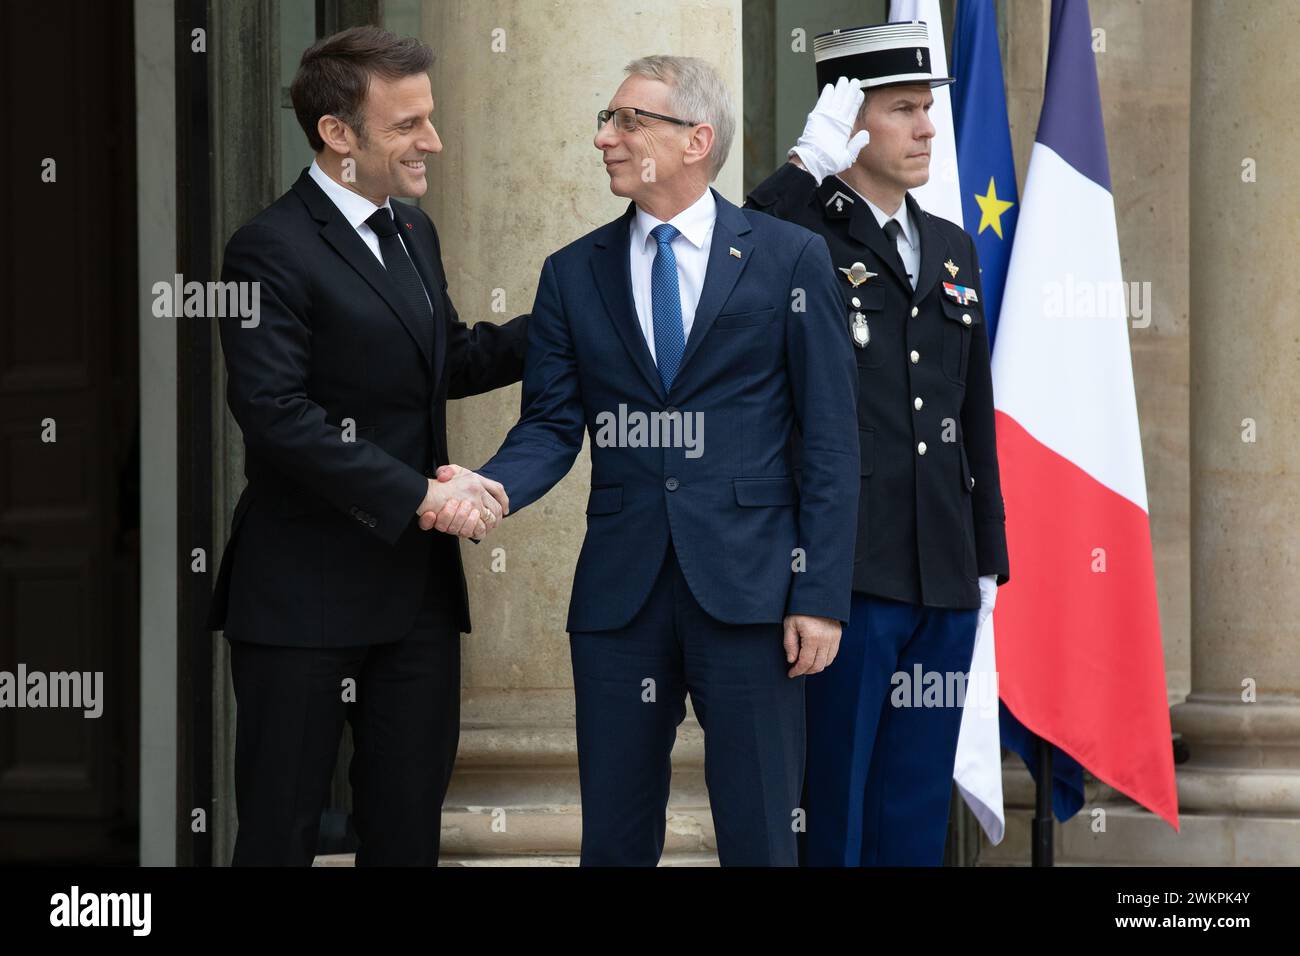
[624,55,735,181]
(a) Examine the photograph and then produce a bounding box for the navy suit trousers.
[570,541,805,866]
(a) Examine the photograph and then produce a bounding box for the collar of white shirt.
[308,158,395,230]
[855,189,917,252]
[631,188,717,254]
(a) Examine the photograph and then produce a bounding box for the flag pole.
[1031,734,1054,865]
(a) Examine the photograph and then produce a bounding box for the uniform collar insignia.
[822,189,855,218]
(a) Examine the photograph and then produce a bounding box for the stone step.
[315,851,720,867]
[313,703,722,864]
[986,756,1300,866]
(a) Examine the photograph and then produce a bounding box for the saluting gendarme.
[747,20,1011,867]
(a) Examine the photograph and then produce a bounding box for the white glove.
[976,575,998,634]
[789,76,871,186]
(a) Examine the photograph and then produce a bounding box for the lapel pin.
[839,262,877,287]
[944,258,959,277]
[729,247,742,258]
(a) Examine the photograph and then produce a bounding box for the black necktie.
[882,218,913,289]
[366,206,434,351]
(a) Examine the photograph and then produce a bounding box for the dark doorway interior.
[0,0,140,864]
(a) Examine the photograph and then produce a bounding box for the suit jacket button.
[917,441,928,455]
[913,396,923,411]
[665,477,679,491]
[368,517,377,528]
[910,350,920,364]
[911,306,919,318]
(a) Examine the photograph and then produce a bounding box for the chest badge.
[944,258,959,278]
[839,261,877,287]
[851,311,870,348]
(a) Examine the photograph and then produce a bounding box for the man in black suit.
[208,26,526,866]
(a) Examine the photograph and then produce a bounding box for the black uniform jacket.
[747,162,1009,609]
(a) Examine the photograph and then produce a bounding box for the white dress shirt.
[308,159,432,309]
[628,188,717,365]
[849,187,920,291]
[309,159,392,264]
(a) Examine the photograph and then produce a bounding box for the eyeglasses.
[596,106,699,134]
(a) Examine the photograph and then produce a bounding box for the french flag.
[991,0,1179,831]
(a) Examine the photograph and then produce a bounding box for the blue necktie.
[650,223,684,391]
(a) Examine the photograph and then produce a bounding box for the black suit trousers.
[228,573,461,866]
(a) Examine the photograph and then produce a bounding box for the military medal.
[944,259,959,278]
[941,281,979,305]
[850,311,870,348]
[839,262,877,288]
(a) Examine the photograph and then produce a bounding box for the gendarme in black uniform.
[746,163,1009,608]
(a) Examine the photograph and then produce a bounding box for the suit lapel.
[676,190,752,379]
[293,170,434,368]
[907,192,949,307]
[591,204,666,402]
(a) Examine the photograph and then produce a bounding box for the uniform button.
[917,441,928,455]
[910,306,919,318]
[913,396,923,411]
[971,476,976,489]
[368,517,377,528]
[665,477,679,491]
[910,350,920,364]
[851,296,861,308]
[962,313,972,326]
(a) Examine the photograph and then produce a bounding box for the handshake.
[415,464,510,539]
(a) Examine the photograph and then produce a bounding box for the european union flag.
[952,0,1020,350]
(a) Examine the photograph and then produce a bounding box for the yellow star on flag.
[974,176,1015,239]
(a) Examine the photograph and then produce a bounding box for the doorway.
[0,0,140,864]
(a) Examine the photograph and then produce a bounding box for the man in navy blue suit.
[428,55,859,865]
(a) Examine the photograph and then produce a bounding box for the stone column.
[421,0,743,863]
[1165,0,1300,864]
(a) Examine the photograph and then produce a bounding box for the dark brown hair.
[290,25,433,152]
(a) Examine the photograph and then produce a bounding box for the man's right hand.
[415,466,509,538]
[789,75,870,186]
